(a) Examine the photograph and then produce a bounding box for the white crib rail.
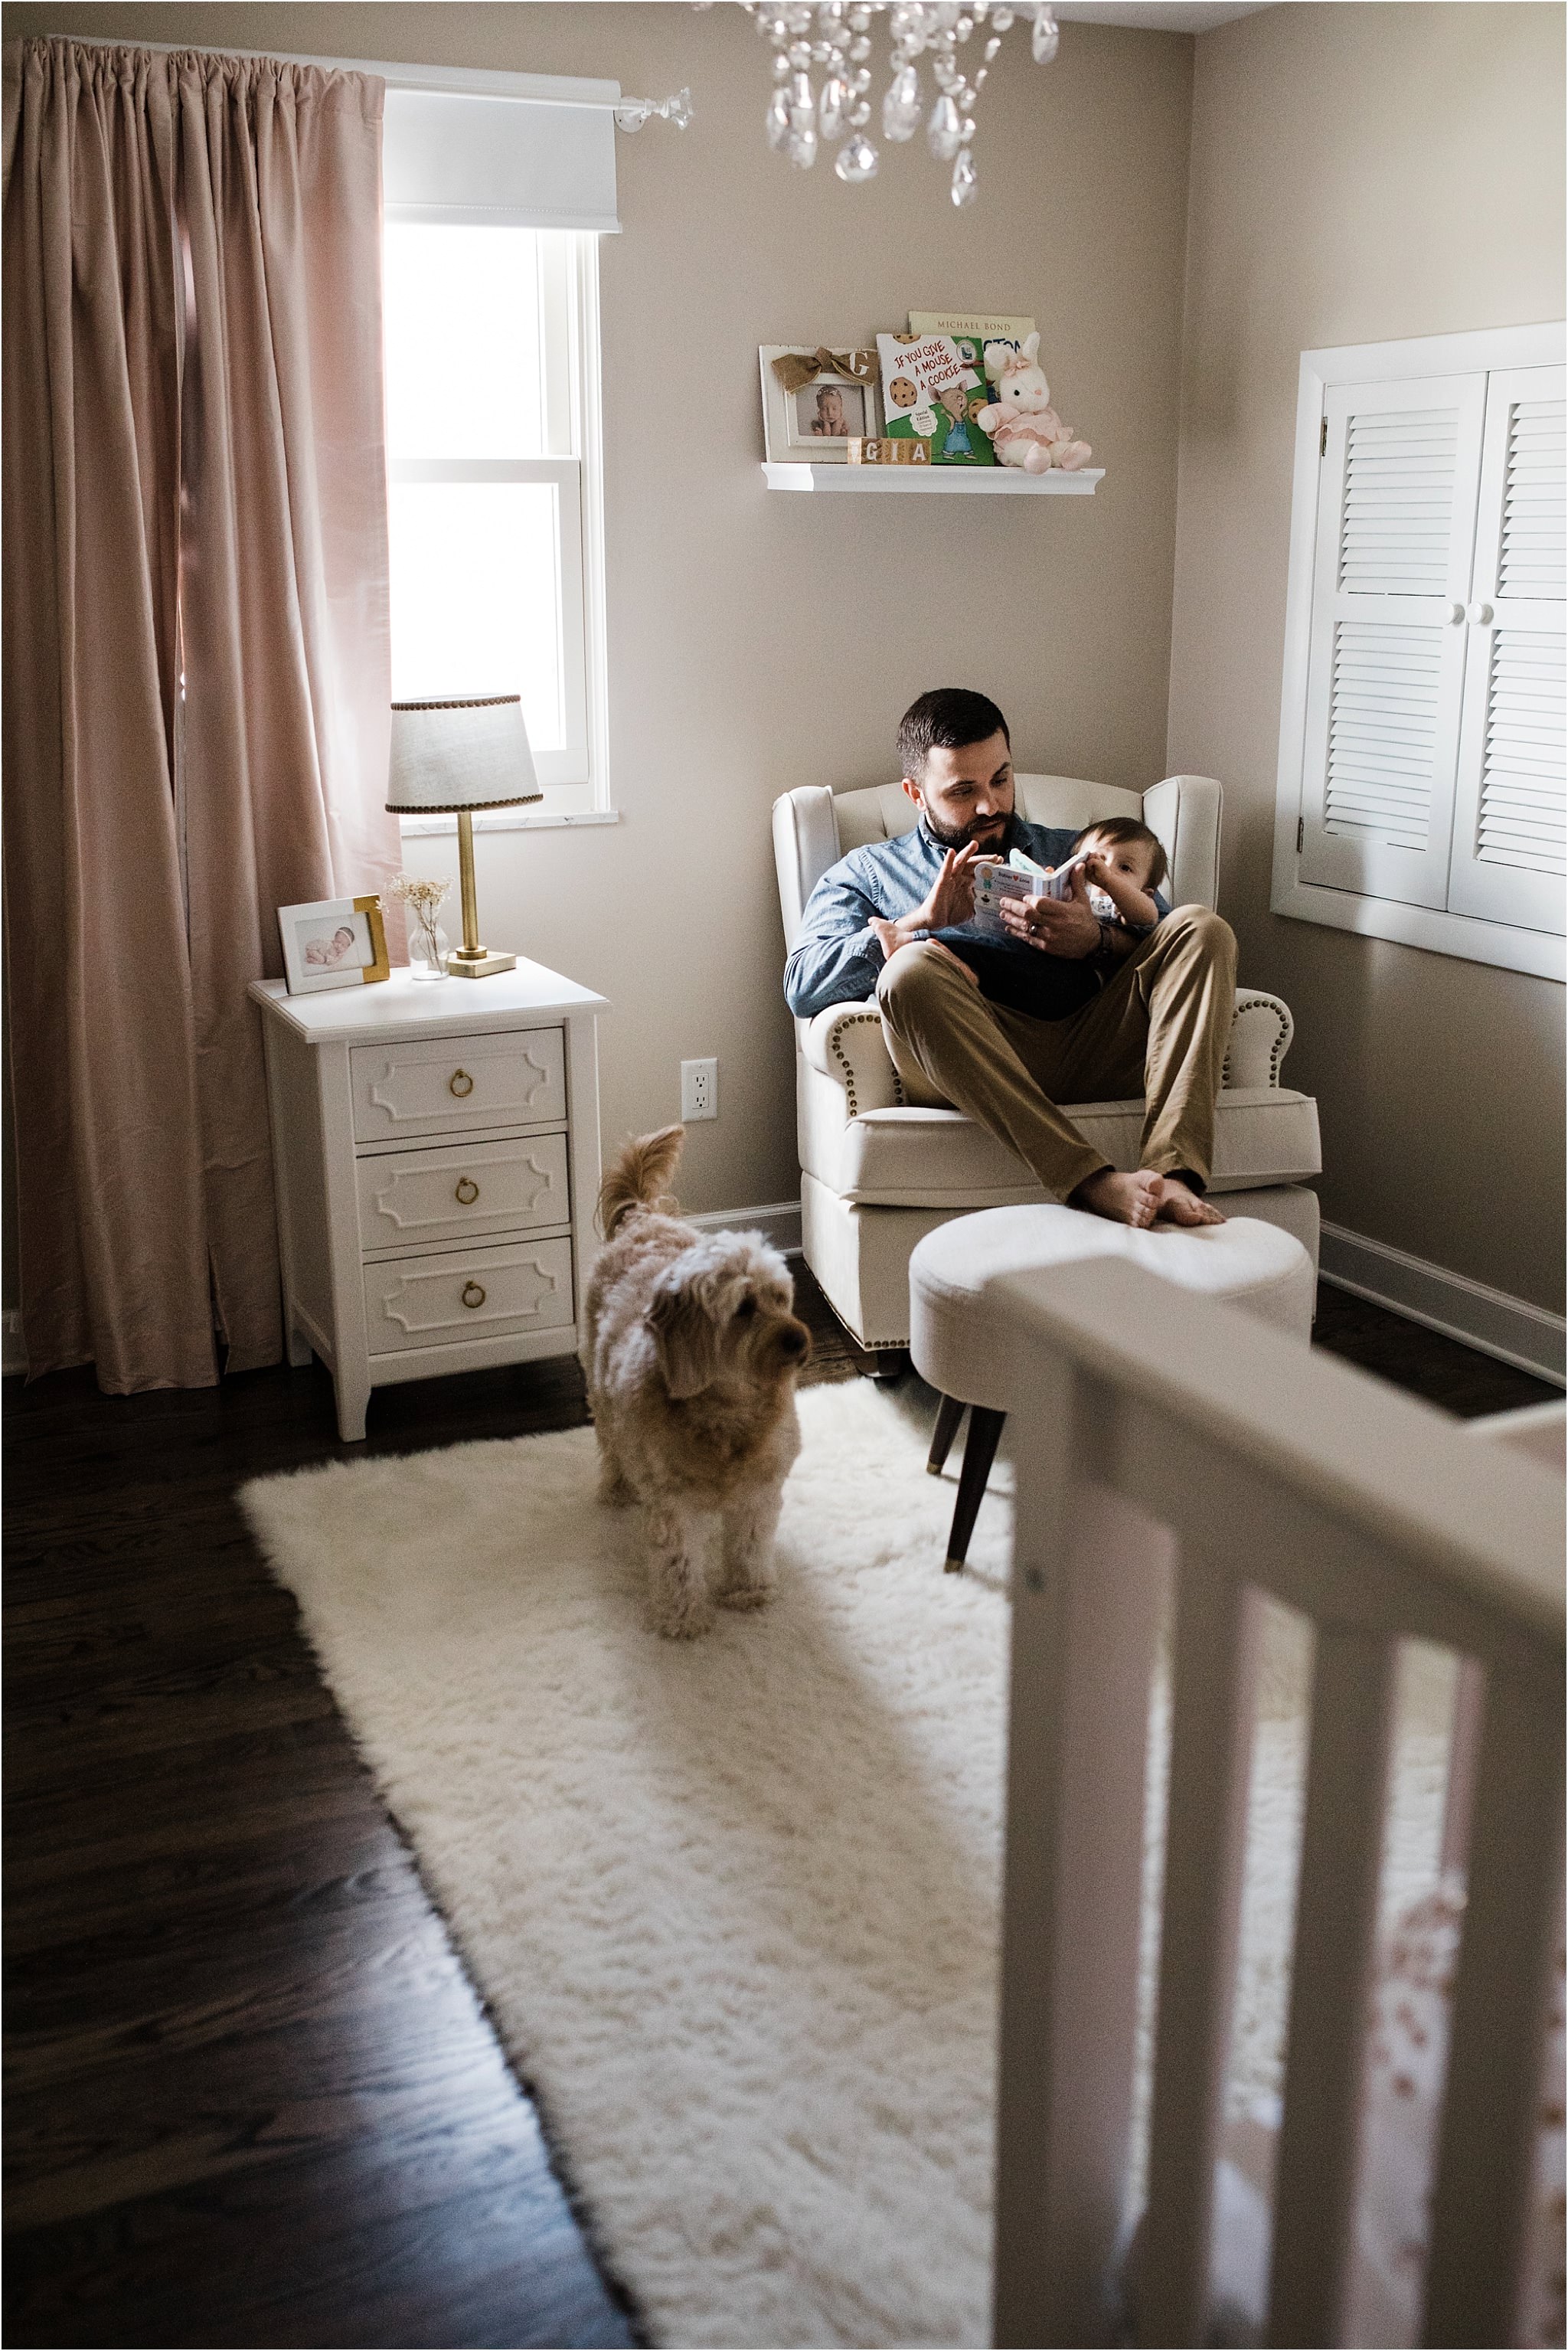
[989,1260,1564,2351]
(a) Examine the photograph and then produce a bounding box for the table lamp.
[387,695,543,978]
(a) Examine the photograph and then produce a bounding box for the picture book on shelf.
[907,311,1039,373]
[875,331,995,466]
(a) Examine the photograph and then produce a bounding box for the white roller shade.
[384,81,620,234]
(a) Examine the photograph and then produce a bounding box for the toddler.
[1073,817,1167,938]
[936,816,1169,1019]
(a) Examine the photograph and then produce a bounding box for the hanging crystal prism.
[950,145,978,204]
[834,133,880,181]
[786,67,818,166]
[1032,5,1060,64]
[926,91,963,159]
[818,73,850,138]
[765,83,792,149]
[881,63,921,140]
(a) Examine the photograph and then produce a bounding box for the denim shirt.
[782,818,1168,1020]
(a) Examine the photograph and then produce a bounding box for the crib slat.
[1422,1666,1566,2347]
[1266,1623,1396,2347]
[995,1367,1168,2349]
[1439,1656,1485,1875]
[1137,1559,1263,2348]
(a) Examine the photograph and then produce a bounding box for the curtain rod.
[47,35,684,118]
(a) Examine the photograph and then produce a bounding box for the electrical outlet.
[681,1058,718,1121]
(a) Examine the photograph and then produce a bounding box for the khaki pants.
[875,905,1238,1200]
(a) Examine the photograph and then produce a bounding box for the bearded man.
[782,686,1234,1228]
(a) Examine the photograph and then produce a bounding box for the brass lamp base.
[448,949,518,979]
[443,811,518,979]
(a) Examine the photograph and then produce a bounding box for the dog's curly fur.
[583,1126,811,1638]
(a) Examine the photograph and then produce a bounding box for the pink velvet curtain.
[2,40,400,1391]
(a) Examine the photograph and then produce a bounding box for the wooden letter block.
[848,437,931,466]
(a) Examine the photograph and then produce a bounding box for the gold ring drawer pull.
[461,1280,486,1310]
[454,1176,480,1205]
[449,1068,475,1098]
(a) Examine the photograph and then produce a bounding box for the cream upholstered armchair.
[773,772,1322,1368]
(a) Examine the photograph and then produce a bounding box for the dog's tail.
[597,1123,685,1239]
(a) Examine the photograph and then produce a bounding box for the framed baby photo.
[759,345,881,463]
[278,894,390,996]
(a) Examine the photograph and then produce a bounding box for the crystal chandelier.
[748,2,1060,204]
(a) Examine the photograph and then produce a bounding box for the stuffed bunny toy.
[975,334,1093,473]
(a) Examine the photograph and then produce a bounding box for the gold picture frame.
[278,893,390,995]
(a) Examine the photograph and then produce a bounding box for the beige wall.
[1167,2,1566,1311]
[8,0,1194,1218]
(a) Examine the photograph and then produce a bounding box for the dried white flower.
[388,872,452,967]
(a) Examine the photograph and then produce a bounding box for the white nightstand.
[250,961,609,1441]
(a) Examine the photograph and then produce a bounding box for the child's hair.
[1071,816,1168,891]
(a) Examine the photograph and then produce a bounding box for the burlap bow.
[769,345,877,393]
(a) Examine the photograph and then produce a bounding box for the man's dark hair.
[897,688,1010,782]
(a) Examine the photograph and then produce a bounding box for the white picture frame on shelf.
[278,894,390,996]
[760,346,881,463]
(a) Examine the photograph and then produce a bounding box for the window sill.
[398,808,621,838]
[1271,875,1565,982]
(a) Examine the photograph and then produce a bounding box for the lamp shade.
[387,695,543,814]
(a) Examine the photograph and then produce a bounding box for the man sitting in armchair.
[782,687,1233,1229]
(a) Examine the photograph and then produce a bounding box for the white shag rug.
[240,1381,1449,2351]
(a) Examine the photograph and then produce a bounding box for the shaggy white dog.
[583,1125,812,1638]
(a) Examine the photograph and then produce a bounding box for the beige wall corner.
[7,0,1194,1221]
[1168,1,1566,1313]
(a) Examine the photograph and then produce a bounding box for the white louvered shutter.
[1446,365,1566,934]
[1298,374,1488,907]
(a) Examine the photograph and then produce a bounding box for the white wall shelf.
[761,463,1104,495]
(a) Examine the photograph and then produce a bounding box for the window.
[1272,323,1565,979]
[380,76,616,828]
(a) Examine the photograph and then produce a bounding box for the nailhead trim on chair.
[1220,992,1294,1091]
[829,1011,905,1116]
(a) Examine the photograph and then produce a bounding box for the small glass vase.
[409,920,450,980]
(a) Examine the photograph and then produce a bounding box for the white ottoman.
[909,1204,1316,1571]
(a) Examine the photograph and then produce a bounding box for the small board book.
[971,848,1095,940]
[875,332,995,466]
[908,311,1038,372]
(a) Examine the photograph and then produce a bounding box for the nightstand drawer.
[357,1133,570,1255]
[351,1027,566,1143]
[364,1236,574,1355]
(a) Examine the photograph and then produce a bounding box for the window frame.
[1270,320,1564,981]
[383,151,614,837]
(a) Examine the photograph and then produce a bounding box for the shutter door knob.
[1466,601,1494,626]
[1445,601,1465,624]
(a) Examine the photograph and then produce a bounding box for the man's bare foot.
[1153,1176,1226,1227]
[1069,1168,1164,1228]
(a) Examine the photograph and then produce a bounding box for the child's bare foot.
[1069,1168,1164,1228]
[1154,1176,1226,1227]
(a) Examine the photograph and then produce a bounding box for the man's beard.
[923,804,1017,854]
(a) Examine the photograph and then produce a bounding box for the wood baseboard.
[1318,1222,1565,1388]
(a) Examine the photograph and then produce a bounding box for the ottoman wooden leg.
[928,1393,966,1478]
[946,1407,1005,1574]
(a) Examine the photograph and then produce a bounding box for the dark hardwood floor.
[5,1262,1558,2349]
